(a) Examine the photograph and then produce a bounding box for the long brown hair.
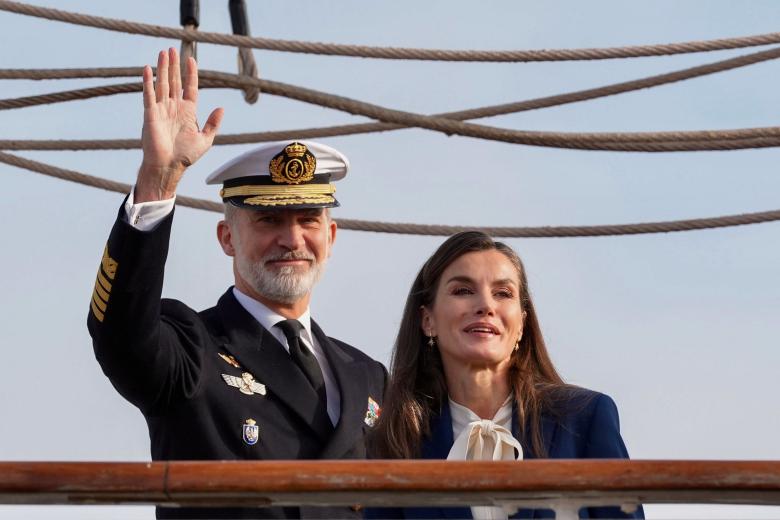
[371,231,569,459]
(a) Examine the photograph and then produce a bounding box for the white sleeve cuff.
[123,187,176,231]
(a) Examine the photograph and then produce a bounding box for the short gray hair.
[223,204,331,224]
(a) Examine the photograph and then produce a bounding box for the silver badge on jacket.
[243,419,259,445]
[222,372,266,395]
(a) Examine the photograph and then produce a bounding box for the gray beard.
[235,251,325,305]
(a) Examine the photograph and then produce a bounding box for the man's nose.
[277,222,305,251]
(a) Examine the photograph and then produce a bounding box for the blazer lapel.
[312,320,371,460]
[512,404,557,519]
[215,290,332,441]
[514,401,557,460]
[539,414,557,458]
[421,405,472,519]
[421,403,454,460]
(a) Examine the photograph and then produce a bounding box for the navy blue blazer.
[368,389,644,519]
[88,207,387,519]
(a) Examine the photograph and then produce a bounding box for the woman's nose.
[474,292,496,315]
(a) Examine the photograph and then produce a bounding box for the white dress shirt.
[232,288,341,426]
[122,188,175,231]
[447,396,523,520]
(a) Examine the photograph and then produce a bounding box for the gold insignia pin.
[218,352,241,368]
[222,372,266,396]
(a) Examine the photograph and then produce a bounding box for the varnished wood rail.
[1,460,779,511]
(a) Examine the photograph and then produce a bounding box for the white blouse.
[447,396,523,520]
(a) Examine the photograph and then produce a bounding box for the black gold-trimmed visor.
[220,174,339,210]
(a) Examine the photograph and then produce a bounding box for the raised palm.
[137,48,223,202]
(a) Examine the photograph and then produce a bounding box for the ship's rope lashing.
[2,151,779,238]
[179,0,199,72]
[228,0,260,104]
[3,70,780,152]
[4,63,780,151]
[3,0,780,61]
[3,45,780,150]
[0,1,778,236]
[0,152,223,213]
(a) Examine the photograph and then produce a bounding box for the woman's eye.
[495,290,514,298]
[452,287,473,295]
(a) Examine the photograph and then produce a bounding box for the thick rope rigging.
[0,80,222,110]
[3,45,780,151]
[2,150,778,237]
[3,0,780,62]
[4,72,780,152]
[0,3,777,237]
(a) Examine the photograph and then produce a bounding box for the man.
[87,48,386,519]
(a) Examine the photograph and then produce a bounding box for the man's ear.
[217,220,236,257]
[327,219,337,257]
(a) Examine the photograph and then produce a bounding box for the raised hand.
[135,48,224,203]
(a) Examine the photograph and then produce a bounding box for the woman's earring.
[513,339,520,352]
[428,335,436,348]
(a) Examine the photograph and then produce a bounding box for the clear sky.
[1,1,779,518]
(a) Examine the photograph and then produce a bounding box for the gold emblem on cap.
[269,142,316,185]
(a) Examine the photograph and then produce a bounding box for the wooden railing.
[2,460,780,518]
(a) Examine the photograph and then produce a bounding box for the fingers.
[155,50,169,101]
[201,107,225,142]
[182,56,199,102]
[142,65,155,110]
[168,47,181,98]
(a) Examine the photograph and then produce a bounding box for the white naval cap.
[206,141,349,210]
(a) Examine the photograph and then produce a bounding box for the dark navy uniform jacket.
[88,207,387,519]
[368,390,644,519]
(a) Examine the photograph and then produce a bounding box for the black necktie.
[276,319,328,407]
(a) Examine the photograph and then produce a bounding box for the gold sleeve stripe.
[90,298,105,322]
[91,289,107,312]
[94,279,110,302]
[100,266,113,283]
[96,269,112,292]
[101,246,118,280]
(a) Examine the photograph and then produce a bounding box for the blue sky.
[1,1,779,518]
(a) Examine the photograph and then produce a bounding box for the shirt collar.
[449,394,513,433]
[232,287,313,344]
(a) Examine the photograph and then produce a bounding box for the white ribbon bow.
[448,418,523,461]
[447,398,523,462]
[446,399,523,519]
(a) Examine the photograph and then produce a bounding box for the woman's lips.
[463,322,500,336]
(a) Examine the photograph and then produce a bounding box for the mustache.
[263,251,315,263]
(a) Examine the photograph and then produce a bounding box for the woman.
[369,231,643,519]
